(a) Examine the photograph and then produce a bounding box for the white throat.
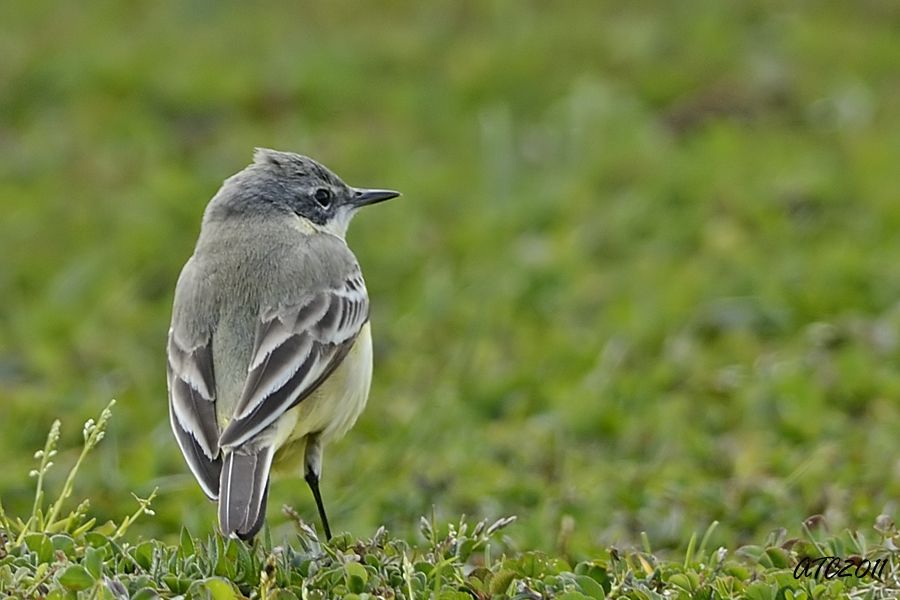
[296,206,354,239]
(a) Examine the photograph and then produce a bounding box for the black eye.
[314,188,332,208]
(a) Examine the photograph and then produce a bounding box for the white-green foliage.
[2,411,900,598]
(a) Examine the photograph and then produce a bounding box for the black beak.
[351,188,401,207]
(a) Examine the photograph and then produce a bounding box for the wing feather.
[167,332,221,498]
[218,272,369,448]
[237,334,314,419]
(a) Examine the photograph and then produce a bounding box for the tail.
[218,445,274,540]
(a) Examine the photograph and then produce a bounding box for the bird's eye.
[314,188,332,208]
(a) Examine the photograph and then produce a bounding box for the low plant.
[2,405,899,599]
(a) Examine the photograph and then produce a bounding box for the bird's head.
[209,148,400,238]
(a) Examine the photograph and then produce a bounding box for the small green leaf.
[131,588,160,600]
[163,574,191,594]
[547,556,573,574]
[231,537,254,579]
[668,572,699,593]
[574,562,611,593]
[744,581,776,600]
[72,517,97,537]
[457,538,477,561]
[92,521,118,537]
[133,541,155,570]
[94,585,118,600]
[215,536,232,578]
[764,547,791,569]
[58,564,95,591]
[736,545,765,563]
[51,534,76,558]
[85,532,111,548]
[178,527,195,560]
[556,593,591,600]
[437,592,471,600]
[414,561,433,575]
[518,553,543,578]
[84,546,104,579]
[575,574,606,599]
[192,577,239,600]
[490,569,516,595]
[724,564,751,580]
[24,533,54,564]
[345,561,368,593]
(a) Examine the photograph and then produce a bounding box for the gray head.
[205,148,399,237]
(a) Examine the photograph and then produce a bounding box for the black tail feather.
[218,446,273,540]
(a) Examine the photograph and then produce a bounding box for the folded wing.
[218,271,369,449]
[167,331,221,499]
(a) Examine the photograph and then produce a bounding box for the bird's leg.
[303,434,331,540]
[305,470,331,541]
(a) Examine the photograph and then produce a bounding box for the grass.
[2,0,900,596]
[3,408,900,598]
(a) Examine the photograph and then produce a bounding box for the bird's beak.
[350,188,401,208]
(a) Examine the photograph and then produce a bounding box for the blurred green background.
[2,1,900,557]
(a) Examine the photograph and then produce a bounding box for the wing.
[167,329,221,499]
[218,270,369,449]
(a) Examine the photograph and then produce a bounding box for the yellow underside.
[270,322,373,475]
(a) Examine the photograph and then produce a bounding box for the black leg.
[305,470,332,540]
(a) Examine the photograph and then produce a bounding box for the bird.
[166,148,399,540]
